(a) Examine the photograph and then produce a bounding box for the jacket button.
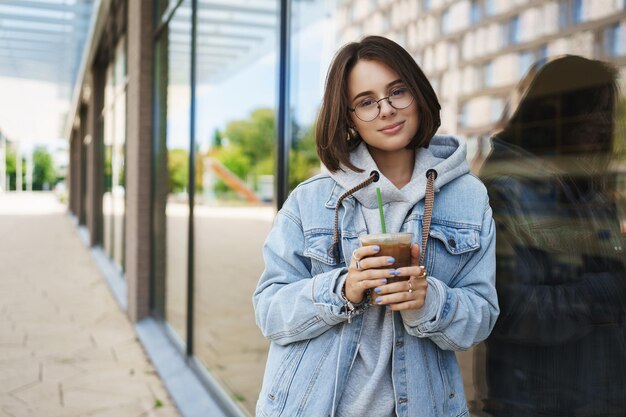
[448,238,457,248]
[398,397,408,404]
[449,393,455,399]
[395,340,404,348]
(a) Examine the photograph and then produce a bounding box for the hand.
[371,244,428,311]
[344,245,401,304]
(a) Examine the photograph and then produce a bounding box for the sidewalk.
[0,192,180,417]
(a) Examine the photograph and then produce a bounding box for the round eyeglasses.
[348,87,414,122]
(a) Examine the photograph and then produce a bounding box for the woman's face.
[347,59,419,153]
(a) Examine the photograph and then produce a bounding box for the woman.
[253,36,498,417]
[477,56,626,417]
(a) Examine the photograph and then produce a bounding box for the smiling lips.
[379,121,405,134]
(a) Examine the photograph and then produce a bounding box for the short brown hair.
[316,35,441,172]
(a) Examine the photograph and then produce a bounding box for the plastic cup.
[358,232,413,283]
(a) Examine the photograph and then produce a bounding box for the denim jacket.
[253,152,498,417]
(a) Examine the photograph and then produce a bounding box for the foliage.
[32,147,56,190]
[212,146,251,195]
[223,108,275,165]
[168,148,189,194]
[289,123,320,190]
[208,107,321,199]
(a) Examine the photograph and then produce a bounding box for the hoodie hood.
[329,135,470,210]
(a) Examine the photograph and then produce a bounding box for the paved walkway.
[0,192,180,417]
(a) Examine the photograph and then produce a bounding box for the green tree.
[5,147,24,191]
[32,147,56,190]
[211,108,276,197]
[222,107,275,172]
[213,146,251,195]
[168,149,189,194]
[289,123,320,190]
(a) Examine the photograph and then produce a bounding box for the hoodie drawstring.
[419,169,437,268]
[329,170,380,261]
[329,168,438,267]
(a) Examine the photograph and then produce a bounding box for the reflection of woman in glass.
[253,36,498,417]
[477,56,626,417]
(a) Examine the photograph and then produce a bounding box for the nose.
[378,98,396,118]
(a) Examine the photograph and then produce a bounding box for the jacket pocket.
[261,340,310,416]
[425,222,480,284]
[304,230,338,275]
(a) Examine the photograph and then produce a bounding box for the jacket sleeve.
[400,200,499,351]
[253,203,354,346]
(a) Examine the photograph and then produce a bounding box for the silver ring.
[355,260,361,270]
[407,280,413,293]
[352,249,360,261]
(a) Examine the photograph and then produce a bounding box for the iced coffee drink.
[358,232,413,283]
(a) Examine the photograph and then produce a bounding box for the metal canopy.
[0,0,97,140]
[0,0,94,87]
[165,0,278,84]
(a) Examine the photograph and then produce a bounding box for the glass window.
[483,60,493,88]
[442,9,451,34]
[537,44,548,67]
[459,101,469,127]
[474,55,626,417]
[153,0,191,344]
[573,0,583,24]
[192,0,278,414]
[490,97,504,122]
[471,0,483,24]
[606,23,623,56]
[422,0,431,12]
[101,36,126,272]
[485,0,495,16]
[508,15,520,45]
[559,0,570,28]
[519,50,534,77]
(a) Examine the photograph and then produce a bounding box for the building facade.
[66,0,626,416]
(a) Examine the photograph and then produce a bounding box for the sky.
[165,0,336,151]
[0,76,68,145]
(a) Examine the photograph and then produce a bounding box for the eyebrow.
[351,79,404,102]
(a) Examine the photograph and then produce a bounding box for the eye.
[357,98,376,109]
[390,87,408,97]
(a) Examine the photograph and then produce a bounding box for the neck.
[367,146,415,188]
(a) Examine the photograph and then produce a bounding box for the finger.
[375,287,426,306]
[389,298,426,311]
[391,265,425,278]
[355,255,398,271]
[353,245,380,262]
[410,243,421,266]
[374,276,427,296]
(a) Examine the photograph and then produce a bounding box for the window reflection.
[192,1,277,413]
[102,37,126,272]
[153,0,191,343]
[288,0,334,191]
[475,56,626,417]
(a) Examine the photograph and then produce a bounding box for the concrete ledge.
[135,318,231,417]
[91,246,128,311]
[75,215,248,417]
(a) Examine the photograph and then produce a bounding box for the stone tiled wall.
[125,0,154,322]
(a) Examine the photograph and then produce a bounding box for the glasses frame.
[348,90,415,122]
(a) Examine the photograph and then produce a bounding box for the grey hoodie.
[330,135,470,417]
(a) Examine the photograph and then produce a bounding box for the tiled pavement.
[0,192,180,417]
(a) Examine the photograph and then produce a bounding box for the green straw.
[376,187,387,233]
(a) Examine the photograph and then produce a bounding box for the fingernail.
[372,245,380,251]
[374,287,382,294]
[375,297,383,304]
[387,257,395,264]
[379,279,388,284]
[390,270,401,276]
